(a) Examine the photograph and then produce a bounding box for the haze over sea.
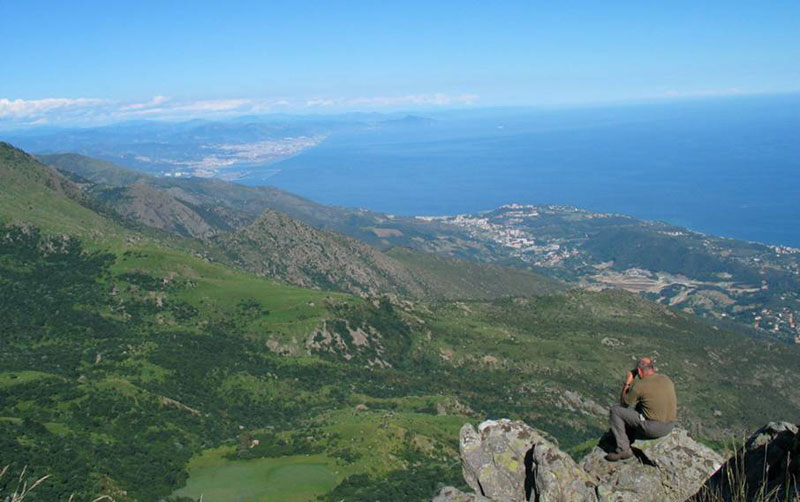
[243,95,800,247]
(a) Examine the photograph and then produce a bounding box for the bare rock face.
[458,419,597,502]
[581,429,723,501]
[691,421,799,501]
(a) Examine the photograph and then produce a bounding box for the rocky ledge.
[434,419,799,502]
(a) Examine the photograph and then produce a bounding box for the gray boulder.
[441,419,724,502]
[580,428,723,501]
[459,419,597,501]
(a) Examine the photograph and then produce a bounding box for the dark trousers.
[609,404,674,452]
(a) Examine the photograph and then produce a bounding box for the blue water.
[241,96,800,247]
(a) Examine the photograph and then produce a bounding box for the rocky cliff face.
[434,419,727,502]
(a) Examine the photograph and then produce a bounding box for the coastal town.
[418,204,586,267]
[420,203,800,343]
[155,135,326,179]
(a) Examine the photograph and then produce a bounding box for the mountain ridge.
[36,149,563,300]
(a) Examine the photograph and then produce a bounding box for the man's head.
[636,357,656,378]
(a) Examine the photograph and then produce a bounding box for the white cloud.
[120,95,171,111]
[0,92,480,127]
[305,98,337,107]
[0,97,107,118]
[178,99,251,112]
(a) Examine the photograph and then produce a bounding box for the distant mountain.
[38,153,517,262]
[36,150,561,299]
[377,114,436,128]
[37,151,800,341]
[11,117,363,179]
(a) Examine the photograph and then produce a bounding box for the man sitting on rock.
[606,356,677,461]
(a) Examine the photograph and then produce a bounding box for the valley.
[1,142,799,501]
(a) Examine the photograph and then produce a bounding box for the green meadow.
[172,448,340,502]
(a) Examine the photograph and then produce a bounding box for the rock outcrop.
[691,421,799,501]
[435,418,724,502]
[458,419,597,501]
[581,429,722,501]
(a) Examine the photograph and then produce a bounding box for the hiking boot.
[605,449,634,462]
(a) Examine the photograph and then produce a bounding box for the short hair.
[637,358,655,372]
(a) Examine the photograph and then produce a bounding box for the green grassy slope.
[3,221,799,501]
[387,246,562,298]
[173,451,340,502]
[38,152,151,186]
[0,143,123,239]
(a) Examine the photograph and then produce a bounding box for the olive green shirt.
[624,373,677,423]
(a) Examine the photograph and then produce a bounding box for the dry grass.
[1,466,118,502]
[692,440,799,502]
[0,465,50,501]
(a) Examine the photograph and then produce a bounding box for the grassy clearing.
[313,408,464,478]
[172,447,340,502]
[174,408,465,501]
[0,371,60,388]
[113,243,348,341]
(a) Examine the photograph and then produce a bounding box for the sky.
[1,0,799,126]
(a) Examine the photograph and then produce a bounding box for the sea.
[244,95,800,247]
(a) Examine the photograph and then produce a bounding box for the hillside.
[3,142,798,500]
[93,184,220,239]
[38,150,561,300]
[37,152,152,186]
[2,222,799,500]
[218,210,562,299]
[220,209,428,297]
[0,143,122,238]
[38,153,800,342]
[38,152,500,253]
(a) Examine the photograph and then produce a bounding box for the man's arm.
[619,370,636,406]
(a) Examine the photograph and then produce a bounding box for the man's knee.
[609,405,626,428]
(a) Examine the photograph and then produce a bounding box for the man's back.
[623,373,677,423]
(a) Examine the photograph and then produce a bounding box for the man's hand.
[620,369,635,406]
